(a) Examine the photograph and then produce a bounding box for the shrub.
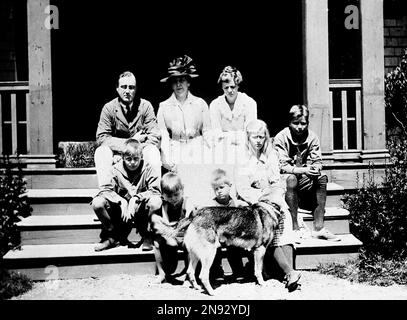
[342,135,407,259]
[0,156,32,257]
[0,268,33,300]
[385,48,407,135]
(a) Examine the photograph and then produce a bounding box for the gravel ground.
[11,271,407,300]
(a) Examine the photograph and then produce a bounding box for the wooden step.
[18,215,140,245]
[18,206,351,246]
[300,207,350,234]
[294,234,362,270]
[26,182,345,215]
[4,234,362,280]
[19,163,386,190]
[3,243,160,280]
[27,188,98,215]
[22,168,98,189]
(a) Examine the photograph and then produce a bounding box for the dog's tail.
[153,216,194,244]
[171,216,193,237]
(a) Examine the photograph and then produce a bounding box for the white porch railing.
[0,81,30,155]
[329,79,362,151]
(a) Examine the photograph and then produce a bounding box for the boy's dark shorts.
[283,173,328,211]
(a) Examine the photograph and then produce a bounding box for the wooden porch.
[0,0,395,281]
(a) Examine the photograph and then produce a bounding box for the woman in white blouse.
[209,66,257,164]
[157,55,212,171]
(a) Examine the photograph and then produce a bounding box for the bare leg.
[272,246,301,291]
[92,197,114,236]
[285,174,299,230]
[313,175,328,231]
[153,239,166,284]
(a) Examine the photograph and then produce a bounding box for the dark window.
[328,0,361,79]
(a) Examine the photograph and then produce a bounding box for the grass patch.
[0,268,33,300]
[318,251,407,287]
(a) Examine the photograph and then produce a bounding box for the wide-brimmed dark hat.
[160,55,199,83]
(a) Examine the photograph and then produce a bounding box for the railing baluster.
[329,79,362,152]
[0,93,2,155]
[341,90,348,150]
[11,93,18,154]
[26,91,31,153]
[329,90,334,150]
[356,90,362,150]
[0,82,29,156]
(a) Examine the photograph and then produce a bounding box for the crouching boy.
[150,172,197,284]
[274,105,339,242]
[91,138,162,251]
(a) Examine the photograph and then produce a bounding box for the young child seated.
[209,168,248,282]
[274,105,340,242]
[150,172,197,284]
[91,138,162,251]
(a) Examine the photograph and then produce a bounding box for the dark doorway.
[51,1,303,145]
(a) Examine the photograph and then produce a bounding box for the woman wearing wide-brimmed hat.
[209,66,257,164]
[157,55,212,171]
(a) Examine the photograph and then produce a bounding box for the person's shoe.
[284,270,302,292]
[142,236,153,251]
[311,228,341,241]
[94,238,119,252]
[120,239,142,249]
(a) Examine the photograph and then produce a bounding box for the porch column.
[302,0,333,161]
[360,0,389,162]
[27,0,56,167]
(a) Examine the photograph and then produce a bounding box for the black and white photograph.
[1,0,407,314]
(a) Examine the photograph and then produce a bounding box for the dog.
[174,203,279,296]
